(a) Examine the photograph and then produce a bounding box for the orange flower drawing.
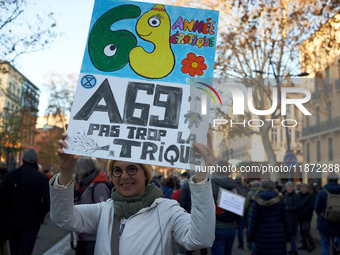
[181,53,207,77]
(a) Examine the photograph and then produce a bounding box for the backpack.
[322,189,340,223]
[90,181,113,203]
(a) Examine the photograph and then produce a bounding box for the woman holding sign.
[49,125,215,255]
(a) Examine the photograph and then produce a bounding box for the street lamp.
[253,54,309,181]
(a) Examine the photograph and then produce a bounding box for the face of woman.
[111,161,147,197]
[286,185,294,193]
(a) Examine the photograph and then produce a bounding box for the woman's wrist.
[193,171,207,183]
[58,172,74,186]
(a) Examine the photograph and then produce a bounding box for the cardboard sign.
[64,0,219,169]
[217,187,245,217]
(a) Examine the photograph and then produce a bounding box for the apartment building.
[299,13,340,186]
[0,60,40,169]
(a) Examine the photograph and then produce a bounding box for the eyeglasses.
[111,165,139,178]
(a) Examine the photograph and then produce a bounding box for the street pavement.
[33,213,322,255]
[32,213,70,255]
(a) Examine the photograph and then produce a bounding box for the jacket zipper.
[119,219,126,237]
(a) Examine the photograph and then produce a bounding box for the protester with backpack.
[74,157,111,255]
[314,172,340,255]
[210,159,241,255]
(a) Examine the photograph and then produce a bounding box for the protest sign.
[217,187,246,217]
[64,0,219,169]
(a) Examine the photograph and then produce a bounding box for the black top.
[0,164,50,230]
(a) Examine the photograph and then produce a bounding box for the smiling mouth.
[139,32,152,37]
[121,183,133,187]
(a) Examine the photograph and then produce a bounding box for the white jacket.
[50,175,215,255]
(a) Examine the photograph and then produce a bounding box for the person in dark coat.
[297,183,316,252]
[210,168,242,255]
[235,175,248,249]
[0,149,50,255]
[249,179,291,255]
[283,181,300,255]
[0,162,9,255]
[244,180,260,255]
[314,172,340,255]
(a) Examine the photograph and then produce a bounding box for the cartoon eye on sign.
[88,5,141,72]
[148,16,161,27]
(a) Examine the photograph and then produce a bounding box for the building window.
[271,128,278,144]
[316,106,320,126]
[317,140,321,162]
[287,105,294,119]
[328,138,333,161]
[306,116,310,127]
[306,143,310,163]
[327,66,331,79]
[327,66,331,91]
[328,102,332,121]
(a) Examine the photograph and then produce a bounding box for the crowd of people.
[158,168,340,255]
[0,143,340,255]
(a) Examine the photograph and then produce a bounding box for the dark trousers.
[211,228,237,255]
[75,240,95,255]
[237,217,245,247]
[7,229,39,255]
[186,248,208,255]
[299,221,314,247]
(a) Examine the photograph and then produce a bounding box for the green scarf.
[111,183,163,219]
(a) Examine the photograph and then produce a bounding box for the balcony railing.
[302,116,340,137]
[6,90,20,103]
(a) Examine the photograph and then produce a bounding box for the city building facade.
[299,13,340,186]
[0,60,40,169]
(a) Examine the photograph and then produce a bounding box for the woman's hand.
[192,132,214,183]
[57,124,79,185]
